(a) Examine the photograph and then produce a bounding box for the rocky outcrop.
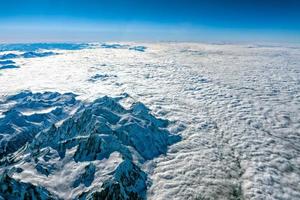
[73,163,96,188]
[0,91,79,158]
[0,172,59,200]
[0,92,180,199]
[78,159,147,200]
[0,52,57,60]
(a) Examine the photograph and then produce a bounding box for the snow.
[0,42,300,199]
[1,93,177,199]
[0,91,79,158]
[12,148,123,199]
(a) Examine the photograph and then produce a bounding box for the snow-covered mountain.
[0,91,79,159]
[0,91,180,199]
[0,42,300,199]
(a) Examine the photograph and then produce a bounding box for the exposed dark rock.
[101,43,147,52]
[73,163,96,188]
[0,43,91,51]
[0,173,59,200]
[0,65,19,70]
[78,160,147,200]
[22,51,58,58]
[0,92,181,199]
[0,91,79,158]
[0,60,15,65]
[0,53,18,60]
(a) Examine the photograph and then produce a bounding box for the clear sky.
[0,0,300,43]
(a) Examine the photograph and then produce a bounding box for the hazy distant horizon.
[1,0,300,43]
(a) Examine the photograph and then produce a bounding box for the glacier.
[0,42,299,199]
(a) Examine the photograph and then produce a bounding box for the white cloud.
[0,42,300,199]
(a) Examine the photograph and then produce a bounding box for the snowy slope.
[0,42,300,199]
[0,91,79,158]
[1,93,178,199]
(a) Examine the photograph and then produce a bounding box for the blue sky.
[0,0,300,42]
